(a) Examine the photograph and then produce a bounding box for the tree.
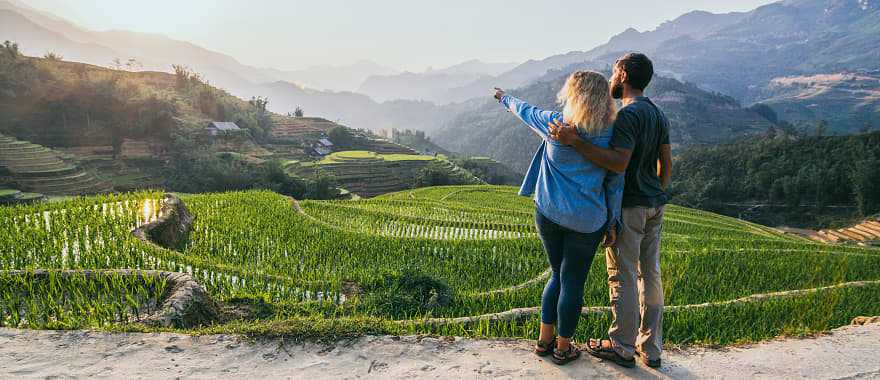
[43,52,63,61]
[110,130,124,159]
[327,126,354,148]
[0,41,29,98]
[860,121,873,134]
[305,171,338,199]
[3,41,20,59]
[125,58,142,71]
[415,163,453,187]
[815,120,828,137]
[249,96,268,112]
[172,64,203,90]
[851,155,880,217]
[749,103,778,125]
[247,96,273,139]
[294,106,304,117]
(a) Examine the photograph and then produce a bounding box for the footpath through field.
[1,321,878,379]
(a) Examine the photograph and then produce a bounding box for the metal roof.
[208,122,241,131]
[318,138,334,146]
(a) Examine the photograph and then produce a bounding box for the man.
[549,52,672,369]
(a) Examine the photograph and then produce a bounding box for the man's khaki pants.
[607,206,665,361]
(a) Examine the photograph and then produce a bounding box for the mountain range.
[0,0,499,95]
[2,0,878,144]
[357,59,517,103]
[252,0,880,136]
[363,0,880,132]
[429,68,775,173]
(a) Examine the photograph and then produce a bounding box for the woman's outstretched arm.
[494,88,560,139]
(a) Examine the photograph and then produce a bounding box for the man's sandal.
[551,344,581,365]
[584,338,635,368]
[534,337,556,357]
[635,351,662,368]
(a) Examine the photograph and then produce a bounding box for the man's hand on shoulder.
[549,120,583,146]
[551,120,632,173]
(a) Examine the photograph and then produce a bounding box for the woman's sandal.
[584,338,635,368]
[534,336,556,357]
[551,344,581,365]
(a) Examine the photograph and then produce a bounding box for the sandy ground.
[1,323,879,379]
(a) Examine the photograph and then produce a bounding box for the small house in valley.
[206,122,242,136]
[309,137,334,157]
[313,146,332,156]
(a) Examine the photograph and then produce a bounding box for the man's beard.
[611,82,624,99]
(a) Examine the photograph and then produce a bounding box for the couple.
[493,53,672,368]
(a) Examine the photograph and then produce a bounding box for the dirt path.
[1,322,878,379]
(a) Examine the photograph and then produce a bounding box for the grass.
[0,270,168,329]
[287,151,480,197]
[381,153,436,162]
[0,186,878,345]
[318,150,437,164]
[319,150,379,163]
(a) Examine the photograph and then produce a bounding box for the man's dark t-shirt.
[610,96,670,208]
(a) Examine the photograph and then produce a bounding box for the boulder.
[142,271,220,328]
[133,193,194,250]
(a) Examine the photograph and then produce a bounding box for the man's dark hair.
[616,53,654,91]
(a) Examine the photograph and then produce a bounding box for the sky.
[22,0,776,72]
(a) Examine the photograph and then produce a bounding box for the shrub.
[359,269,454,317]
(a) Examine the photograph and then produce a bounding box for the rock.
[133,193,194,250]
[143,271,220,329]
[851,316,880,325]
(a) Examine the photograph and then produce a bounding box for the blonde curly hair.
[557,70,616,135]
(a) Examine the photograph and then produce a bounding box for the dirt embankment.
[1,320,878,379]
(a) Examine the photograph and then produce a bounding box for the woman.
[493,71,623,365]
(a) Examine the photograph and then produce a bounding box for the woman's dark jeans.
[535,211,604,339]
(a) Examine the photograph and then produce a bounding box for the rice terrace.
[3,0,880,377]
[2,185,878,346]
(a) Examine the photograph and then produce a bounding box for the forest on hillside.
[0,43,499,198]
[0,41,341,197]
[0,41,275,147]
[672,131,880,228]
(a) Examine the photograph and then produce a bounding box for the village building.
[206,122,242,136]
[310,138,335,157]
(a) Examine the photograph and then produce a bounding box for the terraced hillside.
[350,135,418,155]
[0,133,112,196]
[58,145,162,192]
[811,219,880,246]
[286,151,482,197]
[757,72,880,133]
[1,186,879,345]
[267,115,415,161]
[269,115,339,141]
[0,188,45,205]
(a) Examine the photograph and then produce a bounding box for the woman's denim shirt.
[501,95,623,234]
